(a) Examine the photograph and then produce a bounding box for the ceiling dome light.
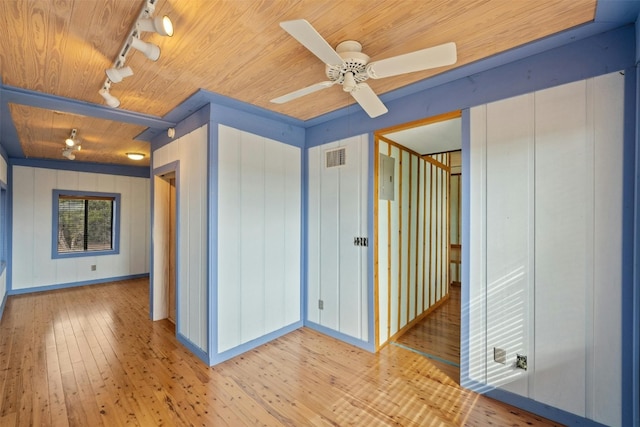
[138,15,174,37]
[126,152,145,161]
[99,88,120,108]
[106,66,134,83]
[130,37,161,61]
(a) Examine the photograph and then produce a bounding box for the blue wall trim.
[306,25,635,148]
[305,321,375,352]
[0,291,7,323]
[621,65,637,427]
[150,104,211,152]
[7,273,149,295]
[209,103,305,148]
[485,388,609,427]
[209,321,303,366]
[10,157,150,178]
[177,332,210,365]
[207,114,218,363]
[632,53,640,427]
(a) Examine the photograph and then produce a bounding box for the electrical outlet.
[516,354,528,370]
[494,347,506,364]
[91,265,96,271]
[318,299,324,310]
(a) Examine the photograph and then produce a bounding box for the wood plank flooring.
[0,279,562,426]
[395,285,461,383]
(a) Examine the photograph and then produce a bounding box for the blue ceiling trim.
[0,85,176,129]
[596,0,640,23]
[137,89,305,141]
[10,157,150,178]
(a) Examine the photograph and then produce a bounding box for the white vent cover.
[325,148,346,168]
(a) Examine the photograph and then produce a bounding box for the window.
[52,190,120,258]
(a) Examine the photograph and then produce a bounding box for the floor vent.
[326,148,346,168]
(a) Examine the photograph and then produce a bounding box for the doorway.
[152,167,178,324]
[374,111,462,382]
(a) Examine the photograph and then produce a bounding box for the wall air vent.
[325,147,346,168]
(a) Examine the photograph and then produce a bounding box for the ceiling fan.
[270,19,457,118]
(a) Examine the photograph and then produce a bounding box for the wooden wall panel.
[12,165,150,290]
[590,72,623,427]
[534,80,587,416]
[217,125,301,353]
[484,93,533,396]
[153,125,207,351]
[468,72,624,426]
[307,135,369,341]
[376,139,450,348]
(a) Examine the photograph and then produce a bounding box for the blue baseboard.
[8,273,149,295]
[0,291,7,321]
[209,321,303,366]
[176,332,210,365]
[304,320,375,352]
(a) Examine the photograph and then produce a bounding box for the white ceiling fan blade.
[367,42,457,79]
[271,81,335,104]
[350,83,388,118]
[280,19,344,66]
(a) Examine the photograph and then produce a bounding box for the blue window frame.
[52,190,121,259]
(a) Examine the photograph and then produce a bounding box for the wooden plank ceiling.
[0,0,596,165]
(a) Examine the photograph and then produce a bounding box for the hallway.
[395,284,461,383]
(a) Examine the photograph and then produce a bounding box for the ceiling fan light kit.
[271,19,457,118]
[98,0,173,109]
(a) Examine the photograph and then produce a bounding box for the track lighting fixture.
[62,129,83,160]
[138,15,174,37]
[99,88,120,108]
[65,128,77,147]
[126,153,145,161]
[98,0,173,108]
[105,66,134,83]
[62,148,75,160]
[129,36,161,61]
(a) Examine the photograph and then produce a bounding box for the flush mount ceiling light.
[126,152,145,161]
[98,0,173,108]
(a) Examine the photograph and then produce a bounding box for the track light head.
[106,66,134,83]
[99,88,120,108]
[130,36,160,61]
[138,15,174,37]
[62,148,76,160]
[65,128,77,147]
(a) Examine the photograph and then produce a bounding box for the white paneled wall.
[307,135,368,341]
[217,125,301,353]
[153,125,208,351]
[0,156,7,303]
[468,71,623,426]
[12,166,149,290]
[377,142,450,347]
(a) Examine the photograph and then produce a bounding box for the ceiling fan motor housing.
[325,40,370,89]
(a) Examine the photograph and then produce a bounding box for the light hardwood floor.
[395,285,461,383]
[0,279,562,426]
